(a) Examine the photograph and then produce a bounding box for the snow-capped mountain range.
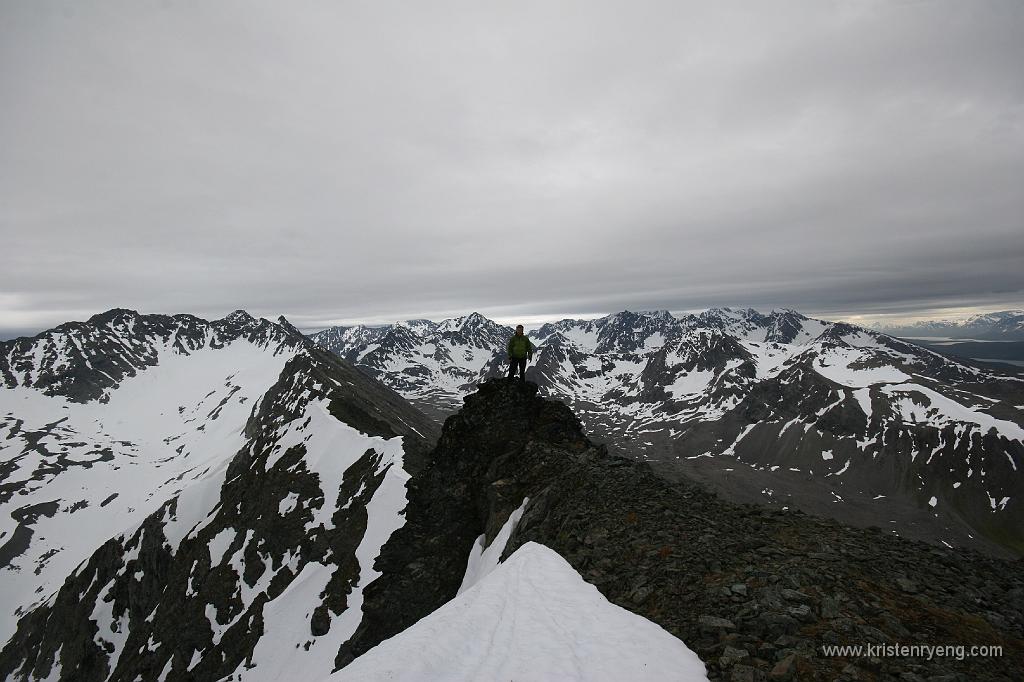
[2,308,1022,680]
[873,310,1024,340]
[309,312,513,422]
[0,309,708,681]
[310,307,1024,557]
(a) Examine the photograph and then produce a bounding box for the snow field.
[336,542,708,682]
[0,340,295,642]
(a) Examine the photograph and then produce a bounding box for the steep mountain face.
[874,310,1024,341]
[311,308,1024,557]
[532,312,1024,557]
[0,309,301,643]
[302,324,391,359]
[0,310,436,681]
[339,380,1024,681]
[309,313,513,422]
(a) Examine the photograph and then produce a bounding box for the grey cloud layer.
[2,0,1022,336]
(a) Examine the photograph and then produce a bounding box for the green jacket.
[507,334,534,360]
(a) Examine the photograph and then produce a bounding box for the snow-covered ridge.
[335,542,708,682]
[0,308,301,402]
[0,309,436,680]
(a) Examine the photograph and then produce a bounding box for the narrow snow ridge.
[335,542,708,682]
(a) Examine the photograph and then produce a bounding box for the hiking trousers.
[507,357,527,380]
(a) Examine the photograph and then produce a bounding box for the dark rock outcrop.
[335,378,588,666]
[341,379,1024,681]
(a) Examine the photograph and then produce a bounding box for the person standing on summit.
[506,324,534,381]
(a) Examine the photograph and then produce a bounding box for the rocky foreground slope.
[341,379,1023,681]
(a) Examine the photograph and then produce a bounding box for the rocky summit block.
[341,378,1024,681]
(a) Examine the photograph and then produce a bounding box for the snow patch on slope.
[812,346,910,387]
[336,542,708,682]
[881,383,1024,446]
[0,340,295,641]
[238,463,408,681]
[666,369,715,400]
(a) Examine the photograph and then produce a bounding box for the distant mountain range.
[872,310,1024,340]
[309,312,509,422]
[310,307,1024,557]
[1,307,1022,679]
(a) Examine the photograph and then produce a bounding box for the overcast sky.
[2,0,1022,338]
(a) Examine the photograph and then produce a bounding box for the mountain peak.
[85,307,141,326]
[221,309,256,325]
[770,307,806,318]
[645,309,675,319]
[336,377,597,662]
[399,318,436,330]
[275,315,308,341]
[702,306,761,319]
[456,311,495,330]
[437,312,506,337]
